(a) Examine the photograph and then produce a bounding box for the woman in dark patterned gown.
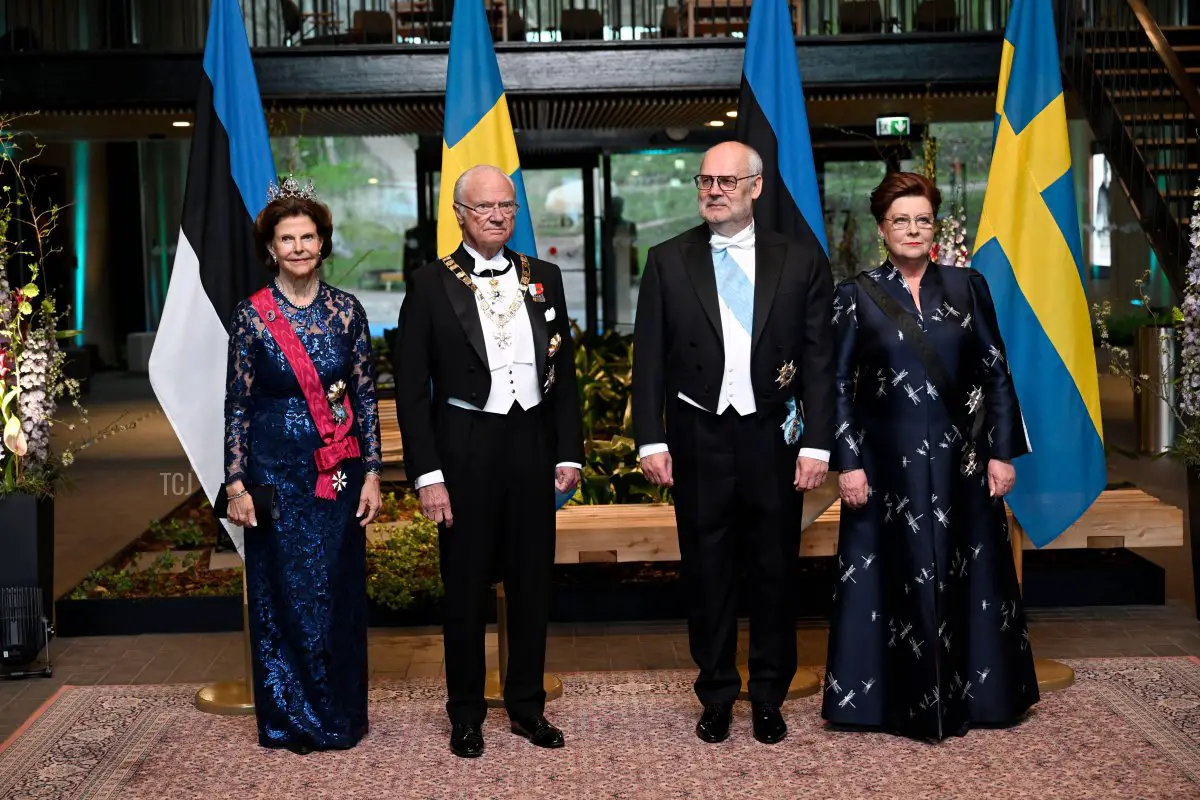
[821,172,1038,741]
[223,178,382,754]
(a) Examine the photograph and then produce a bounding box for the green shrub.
[365,514,443,611]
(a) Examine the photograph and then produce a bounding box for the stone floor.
[3,369,1194,745]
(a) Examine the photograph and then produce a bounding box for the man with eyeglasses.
[632,141,836,745]
[395,164,584,758]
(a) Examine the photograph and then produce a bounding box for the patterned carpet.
[1,658,1199,799]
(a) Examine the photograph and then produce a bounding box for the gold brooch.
[547,333,562,357]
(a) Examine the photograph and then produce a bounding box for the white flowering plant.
[1092,184,1200,468]
[0,119,86,497]
[932,167,970,269]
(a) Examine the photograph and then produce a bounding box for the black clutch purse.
[213,484,279,523]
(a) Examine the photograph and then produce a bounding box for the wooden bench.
[552,488,1183,563]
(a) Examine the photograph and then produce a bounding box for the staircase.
[1059,0,1200,293]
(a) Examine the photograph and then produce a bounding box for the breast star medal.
[776,360,797,389]
[543,365,556,392]
[332,470,347,493]
[327,380,348,424]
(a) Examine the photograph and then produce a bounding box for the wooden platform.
[379,394,403,465]
[551,489,1183,564]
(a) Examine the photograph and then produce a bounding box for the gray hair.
[745,146,763,176]
[453,165,516,205]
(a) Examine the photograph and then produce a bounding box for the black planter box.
[54,547,1164,637]
[1021,547,1165,607]
[0,493,55,621]
[55,595,244,636]
[54,593,492,637]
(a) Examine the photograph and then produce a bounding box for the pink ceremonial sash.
[250,287,360,500]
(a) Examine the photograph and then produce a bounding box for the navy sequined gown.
[225,281,382,752]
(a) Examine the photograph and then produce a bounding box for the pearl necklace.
[275,278,319,310]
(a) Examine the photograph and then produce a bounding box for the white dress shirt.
[415,243,582,490]
[638,222,830,465]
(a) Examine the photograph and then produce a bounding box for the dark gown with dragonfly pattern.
[225,281,382,751]
[820,262,1039,741]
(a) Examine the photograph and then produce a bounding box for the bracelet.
[226,489,249,501]
[366,468,382,477]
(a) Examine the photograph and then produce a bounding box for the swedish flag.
[972,0,1105,547]
[437,1,536,257]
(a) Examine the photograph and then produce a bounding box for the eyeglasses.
[693,174,760,192]
[884,215,936,231]
[455,201,520,217]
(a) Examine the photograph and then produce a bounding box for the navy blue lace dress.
[225,281,382,752]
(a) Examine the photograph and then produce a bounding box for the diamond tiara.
[267,174,319,203]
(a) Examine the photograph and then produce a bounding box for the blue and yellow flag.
[973,0,1105,548]
[438,1,536,257]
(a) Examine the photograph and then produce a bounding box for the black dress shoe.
[752,703,787,744]
[696,702,734,743]
[509,715,565,748]
[450,723,484,758]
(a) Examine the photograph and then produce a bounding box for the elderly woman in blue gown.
[223,178,382,754]
[821,172,1038,741]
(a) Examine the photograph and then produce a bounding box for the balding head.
[453,164,516,205]
[699,141,763,178]
[696,141,763,235]
[452,164,518,257]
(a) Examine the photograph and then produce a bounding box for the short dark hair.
[253,196,334,272]
[869,171,942,223]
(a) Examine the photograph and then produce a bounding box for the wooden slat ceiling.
[18,90,996,141]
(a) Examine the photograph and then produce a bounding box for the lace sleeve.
[348,295,382,471]
[224,301,256,485]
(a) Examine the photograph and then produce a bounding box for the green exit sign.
[876,116,911,137]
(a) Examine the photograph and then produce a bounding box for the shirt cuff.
[414,470,445,490]
[638,443,670,459]
[555,462,582,470]
[798,448,830,463]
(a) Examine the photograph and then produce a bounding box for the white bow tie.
[472,253,510,274]
[710,233,755,252]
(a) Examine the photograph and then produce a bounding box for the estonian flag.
[148,0,275,557]
[735,0,828,257]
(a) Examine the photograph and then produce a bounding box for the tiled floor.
[2,604,1198,740]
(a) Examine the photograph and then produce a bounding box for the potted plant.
[0,119,86,620]
[1092,189,1200,616]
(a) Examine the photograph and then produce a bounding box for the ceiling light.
[725,110,738,118]
[367,177,379,185]
[172,121,191,128]
[705,120,725,127]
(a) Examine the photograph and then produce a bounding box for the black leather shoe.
[450,723,484,758]
[751,703,787,744]
[509,715,565,748]
[696,702,734,743]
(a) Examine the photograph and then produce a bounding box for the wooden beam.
[0,35,1003,113]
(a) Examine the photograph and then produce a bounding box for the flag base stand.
[1035,658,1075,692]
[484,583,563,707]
[196,570,256,715]
[737,665,820,700]
[1011,514,1073,694]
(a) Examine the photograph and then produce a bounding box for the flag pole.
[1009,509,1074,692]
[195,567,256,714]
[483,582,563,706]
